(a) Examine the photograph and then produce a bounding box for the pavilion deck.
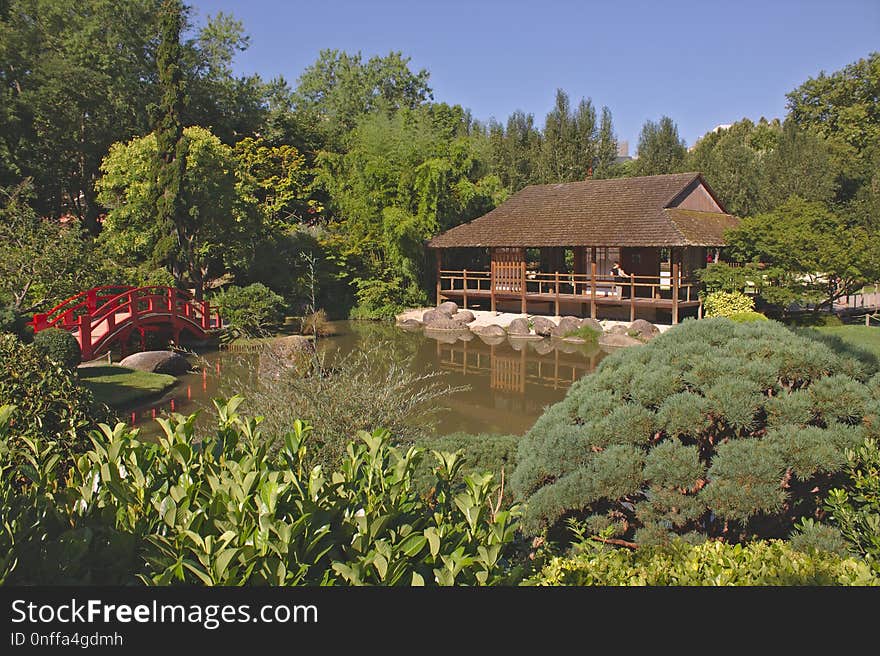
[437,269,702,323]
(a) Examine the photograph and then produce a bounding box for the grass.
[79,365,177,408]
[814,325,880,361]
[563,326,601,342]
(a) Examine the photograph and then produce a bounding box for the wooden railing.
[438,268,700,322]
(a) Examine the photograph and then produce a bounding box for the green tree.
[633,116,686,176]
[725,197,880,313]
[538,89,602,182]
[293,49,433,148]
[96,126,241,298]
[485,110,542,193]
[0,182,101,312]
[593,107,619,179]
[786,52,880,200]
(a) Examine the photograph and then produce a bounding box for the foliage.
[412,432,520,502]
[219,341,465,472]
[702,290,755,318]
[0,182,106,312]
[727,311,768,323]
[563,325,601,343]
[211,283,286,338]
[786,52,880,200]
[725,197,880,313]
[349,275,428,321]
[801,439,880,571]
[632,116,687,176]
[511,318,874,545]
[299,309,333,337]
[0,333,104,467]
[530,538,878,586]
[32,327,82,369]
[0,398,521,585]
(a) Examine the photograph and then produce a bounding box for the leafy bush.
[0,398,521,586]
[0,305,29,339]
[703,290,755,318]
[32,327,82,368]
[793,438,880,571]
[211,283,286,337]
[349,276,428,321]
[530,539,878,586]
[564,326,601,343]
[727,310,768,323]
[0,333,102,466]
[511,318,874,545]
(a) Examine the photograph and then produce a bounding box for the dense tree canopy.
[632,116,687,176]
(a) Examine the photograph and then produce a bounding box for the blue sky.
[190,0,879,151]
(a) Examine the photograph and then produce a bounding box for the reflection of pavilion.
[434,337,604,394]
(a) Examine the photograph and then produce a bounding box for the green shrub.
[792,438,880,572]
[0,333,102,465]
[529,539,878,586]
[300,308,334,337]
[32,327,82,368]
[211,283,286,338]
[564,326,601,342]
[727,310,768,323]
[0,397,521,585]
[512,318,874,545]
[703,290,755,318]
[349,276,427,321]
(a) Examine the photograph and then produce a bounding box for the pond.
[123,321,612,439]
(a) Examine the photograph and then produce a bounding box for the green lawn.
[814,324,880,362]
[79,365,178,408]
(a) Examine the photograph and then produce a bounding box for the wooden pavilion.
[427,172,740,323]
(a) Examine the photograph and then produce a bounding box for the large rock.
[507,317,531,336]
[398,319,423,331]
[531,316,556,337]
[119,350,190,375]
[607,324,630,335]
[437,301,459,316]
[599,333,643,348]
[579,318,603,334]
[422,308,447,324]
[474,324,505,337]
[551,315,581,337]
[628,319,660,340]
[452,310,476,324]
[424,317,466,331]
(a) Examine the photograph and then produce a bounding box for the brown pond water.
[123,321,611,439]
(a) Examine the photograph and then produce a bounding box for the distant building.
[614,140,632,163]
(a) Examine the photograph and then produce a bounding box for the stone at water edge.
[607,324,629,335]
[579,318,603,334]
[118,350,190,375]
[551,315,581,337]
[424,317,468,331]
[451,310,476,324]
[628,319,660,340]
[398,319,423,331]
[437,301,459,316]
[507,317,531,336]
[473,324,505,337]
[599,332,644,348]
[422,308,447,324]
[531,316,556,337]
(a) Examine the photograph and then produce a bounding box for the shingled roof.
[428,172,739,248]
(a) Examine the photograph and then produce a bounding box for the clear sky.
[189,0,879,151]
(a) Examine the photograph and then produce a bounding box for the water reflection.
[124,322,610,438]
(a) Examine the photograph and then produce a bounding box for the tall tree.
[633,116,686,176]
[538,89,604,183]
[786,52,880,200]
[293,49,433,148]
[594,106,618,178]
[154,0,189,289]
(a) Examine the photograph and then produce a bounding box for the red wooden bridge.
[30,285,223,361]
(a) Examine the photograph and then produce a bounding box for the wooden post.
[630,274,636,322]
[672,261,680,324]
[490,258,496,314]
[554,271,560,316]
[462,269,468,310]
[590,261,597,319]
[698,298,703,319]
[520,260,527,314]
[201,300,210,330]
[435,250,442,307]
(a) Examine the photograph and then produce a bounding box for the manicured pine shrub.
[511,318,875,545]
[211,282,286,337]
